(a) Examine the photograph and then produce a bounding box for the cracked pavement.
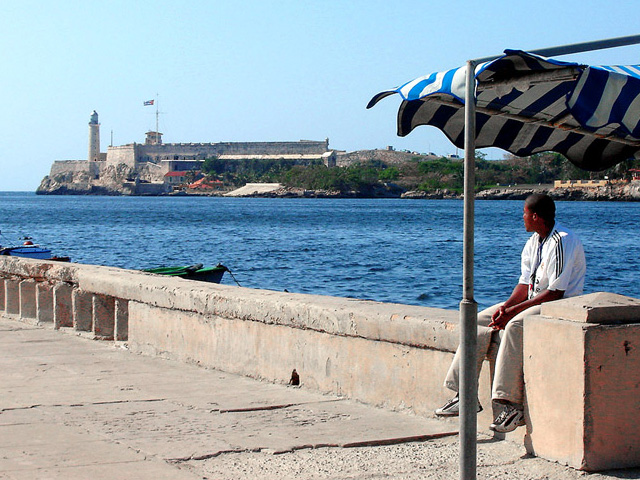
[0,316,455,479]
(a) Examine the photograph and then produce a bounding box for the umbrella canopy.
[368,50,640,171]
[368,40,640,480]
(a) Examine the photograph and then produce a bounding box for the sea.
[1,192,638,311]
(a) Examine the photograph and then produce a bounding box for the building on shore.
[553,179,620,189]
[37,111,336,195]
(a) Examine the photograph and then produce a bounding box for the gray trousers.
[443,303,541,406]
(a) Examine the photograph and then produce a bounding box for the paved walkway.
[2,315,639,479]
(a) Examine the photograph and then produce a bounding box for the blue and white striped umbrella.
[368,50,640,171]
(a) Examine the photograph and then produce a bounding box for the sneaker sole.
[435,410,459,417]
[435,405,482,417]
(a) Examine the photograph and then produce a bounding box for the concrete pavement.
[2,315,639,479]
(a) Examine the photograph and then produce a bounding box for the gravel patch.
[179,434,640,480]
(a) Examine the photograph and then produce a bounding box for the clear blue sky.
[1,0,638,191]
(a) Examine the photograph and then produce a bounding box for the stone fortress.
[37,111,336,195]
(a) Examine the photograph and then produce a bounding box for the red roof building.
[187,177,224,190]
[164,171,189,185]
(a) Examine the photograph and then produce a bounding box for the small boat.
[0,239,70,262]
[142,263,229,283]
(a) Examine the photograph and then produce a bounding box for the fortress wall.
[106,144,137,168]
[139,143,218,160]
[163,160,204,172]
[214,140,328,155]
[49,160,96,177]
[139,140,329,161]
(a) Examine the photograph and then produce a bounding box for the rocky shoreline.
[226,182,640,201]
[37,180,640,202]
[475,181,640,201]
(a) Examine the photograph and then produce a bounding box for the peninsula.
[37,111,336,196]
[37,111,640,201]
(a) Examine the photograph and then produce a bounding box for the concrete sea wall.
[0,256,463,417]
[2,255,640,471]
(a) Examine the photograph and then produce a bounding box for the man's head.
[523,193,555,233]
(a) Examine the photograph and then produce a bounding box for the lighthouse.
[88,110,100,161]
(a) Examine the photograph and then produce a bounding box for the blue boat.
[0,237,70,261]
[0,243,53,259]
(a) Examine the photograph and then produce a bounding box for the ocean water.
[1,192,638,311]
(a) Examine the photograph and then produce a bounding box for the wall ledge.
[0,256,461,352]
[541,292,640,324]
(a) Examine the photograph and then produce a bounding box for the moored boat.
[0,239,70,262]
[142,263,229,283]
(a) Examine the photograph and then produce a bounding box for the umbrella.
[367,35,640,480]
[368,50,640,171]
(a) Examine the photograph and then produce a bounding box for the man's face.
[523,206,536,232]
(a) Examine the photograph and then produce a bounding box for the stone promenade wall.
[0,256,468,419]
[2,256,640,471]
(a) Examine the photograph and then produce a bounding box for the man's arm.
[488,283,528,324]
[502,284,529,310]
[488,285,564,330]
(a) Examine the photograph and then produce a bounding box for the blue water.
[1,192,638,310]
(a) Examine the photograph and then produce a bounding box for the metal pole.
[456,34,640,480]
[530,34,640,59]
[473,33,640,64]
[460,59,478,480]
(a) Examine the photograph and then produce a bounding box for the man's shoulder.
[552,222,584,247]
[552,222,577,237]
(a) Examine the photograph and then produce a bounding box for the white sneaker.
[489,404,525,433]
[435,394,482,417]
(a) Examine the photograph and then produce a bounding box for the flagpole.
[155,94,159,136]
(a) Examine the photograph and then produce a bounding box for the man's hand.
[488,284,529,330]
[488,288,565,330]
[489,306,513,330]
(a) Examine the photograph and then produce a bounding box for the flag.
[144,100,154,106]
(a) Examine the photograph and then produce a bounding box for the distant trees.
[199,153,640,194]
[497,152,639,185]
[202,157,322,186]
[281,164,380,191]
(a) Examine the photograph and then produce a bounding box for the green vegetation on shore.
[201,153,639,194]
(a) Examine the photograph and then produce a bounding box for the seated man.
[435,193,586,433]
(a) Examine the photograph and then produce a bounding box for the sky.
[1,1,639,191]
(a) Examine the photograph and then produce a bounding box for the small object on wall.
[289,369,300,386]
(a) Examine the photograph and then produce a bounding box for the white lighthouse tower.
[88,110,100,161]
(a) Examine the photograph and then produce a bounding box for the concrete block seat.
[525,293,640,471]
